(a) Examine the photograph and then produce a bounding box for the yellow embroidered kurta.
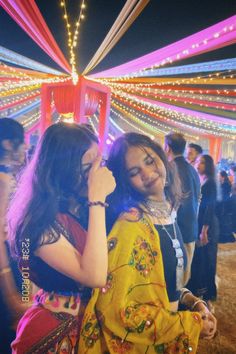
[79,213,202,353]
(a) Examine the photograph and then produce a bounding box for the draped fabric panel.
[83,0,150,75]
[0,63,55,79]
[0,45,64,75]
[52,86,77,114]
[0,0,71,73]
[120,92,236,126]
[0,92,40,111]
[90,16,236,78]
[52,86,99,116]
[85,90,99,116]
[209,137,222,162]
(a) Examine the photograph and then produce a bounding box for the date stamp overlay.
[20,238,31,302]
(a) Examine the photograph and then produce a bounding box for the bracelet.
[179,288,192,304]
[87,201,109,208]
[0,266,11,276]
[191,299,208,311]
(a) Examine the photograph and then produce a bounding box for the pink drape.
[90,16,236,78]
[0,0,71,73]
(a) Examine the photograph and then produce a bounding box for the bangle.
[0,266,11,276]
[180,288,192,304]
[191,299,208,311]
[87,201,109,208]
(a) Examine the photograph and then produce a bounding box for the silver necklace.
[146,199,172,219]
[160,221,184,290]
[144,199,184,288]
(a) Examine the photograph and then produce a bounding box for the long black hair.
[106,132,182,230]
[8,122,98,258]
[201,154,215,180]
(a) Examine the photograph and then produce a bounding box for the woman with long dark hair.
[79,133,217,354]
[188,154,219,311]
[219,170,231,202]
[8,122,115,353]
[217,170,233,243]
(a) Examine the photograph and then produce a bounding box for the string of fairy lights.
[0,97,40,118]
[89,113,122,142]
[107,80,236,107]
[111,87,236,113]
[94,22,235,80]
[19,110,41,129]
[112,91,235,131]
[125,88,236,105]
[0,90,40,106]
[99,69,236,88]
[100,80,236,98]
[87,102,202,143]
[60,0,86,83]
[111,100,205,139]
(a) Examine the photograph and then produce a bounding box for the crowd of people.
[0,117,235,353]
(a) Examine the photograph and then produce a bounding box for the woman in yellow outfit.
[79,133,217,354]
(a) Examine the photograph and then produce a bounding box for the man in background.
[164,133,201,284]
[186,143,203,167]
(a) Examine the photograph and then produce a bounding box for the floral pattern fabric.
[79,212,202,353]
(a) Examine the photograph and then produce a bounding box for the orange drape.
[209,137,222,163]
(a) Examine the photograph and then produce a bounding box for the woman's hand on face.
[88,155,116,202]
[200,311,217,340]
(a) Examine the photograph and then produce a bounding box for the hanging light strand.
[60,0,87,84]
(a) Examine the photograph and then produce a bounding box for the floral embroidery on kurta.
[79,214,202,353]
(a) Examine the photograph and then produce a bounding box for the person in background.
[0,118,27,354]
[8,122,115,353]
[164,133,200,284]
[229,183,236,239]
[26,144,36,163]
[79,132,217,354]
[229,163,236,184]
[188,155,219,312]
[218,170,231,202]
[216,170,233,243]
[186,143,203,167]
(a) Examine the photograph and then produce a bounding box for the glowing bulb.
[71,71,78,85]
